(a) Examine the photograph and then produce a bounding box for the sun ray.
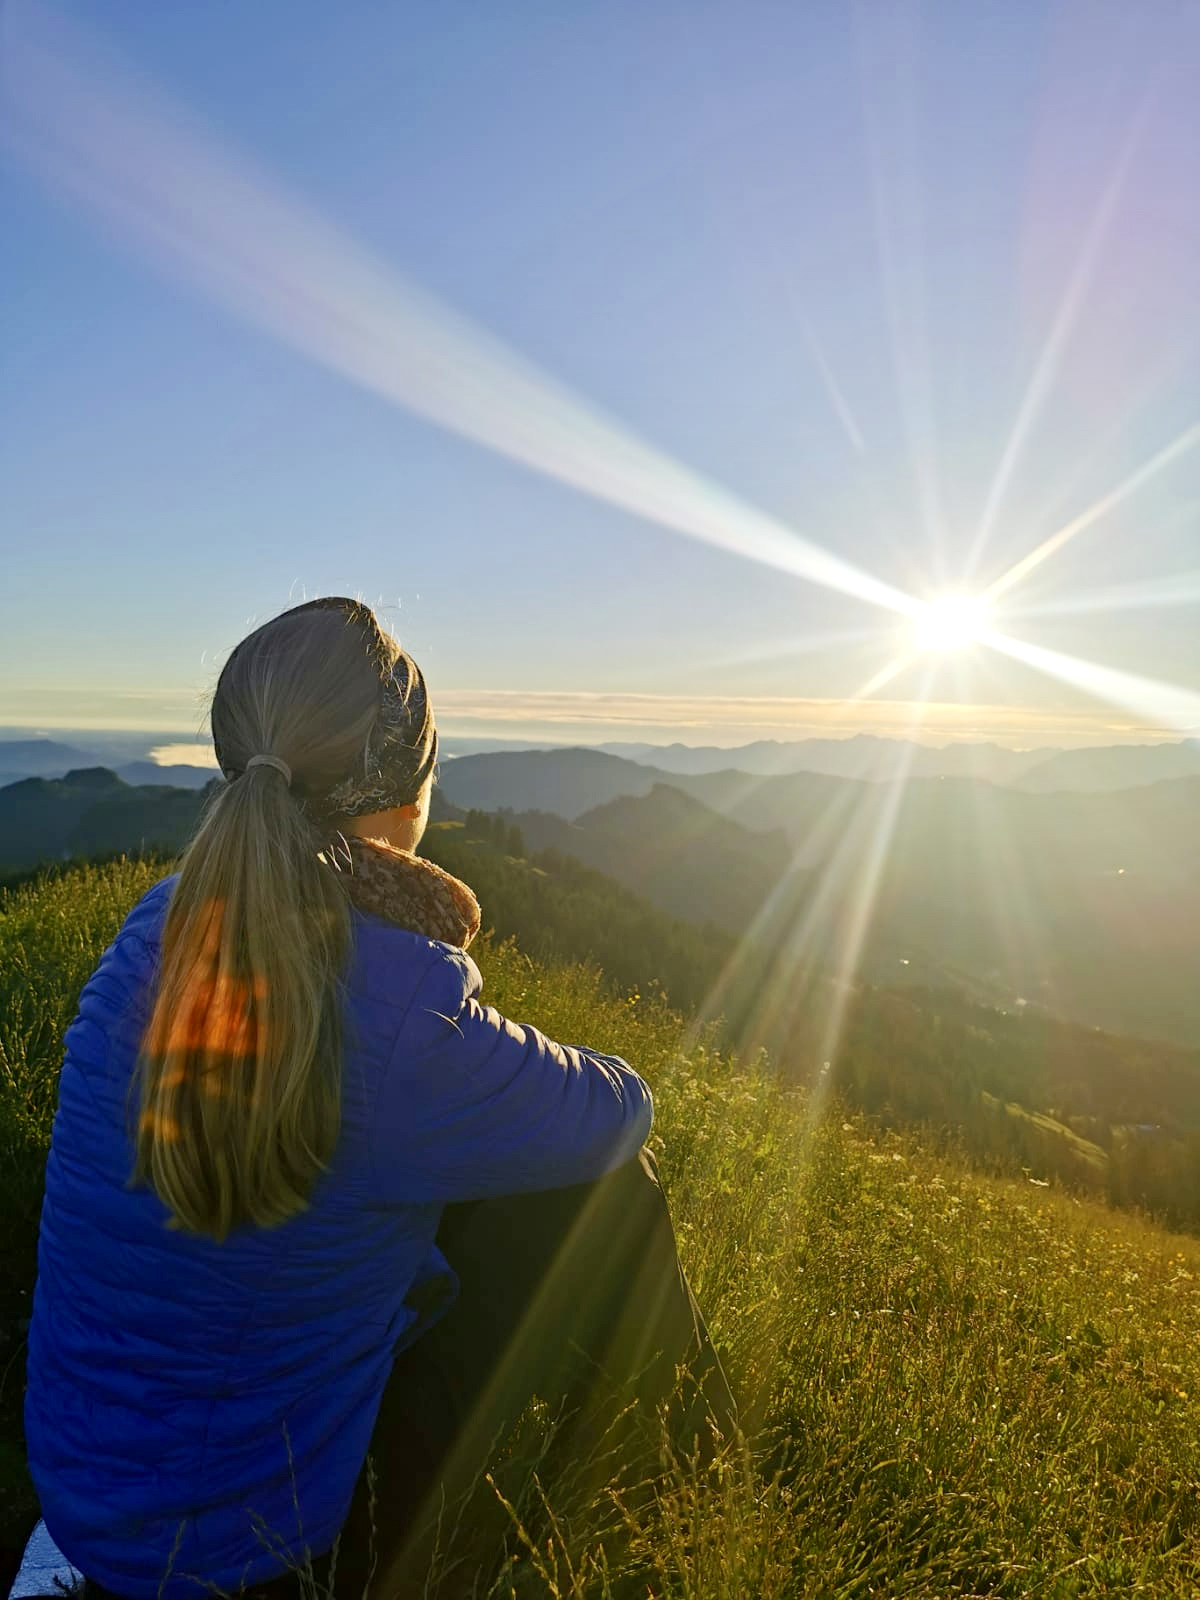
[665,763,886,1416]
[992,340,1197,588]
[799,319,867,457]
[851,651,922,703]
[982,631,1200,735]
[965,111,1146,580]
[689,784,879,1072]
[679,799,850,1064]
[705,624,886,674]
[963,776,1052,1019]
[983,420,1200,605]
[854,0,949,574]
[807,659,937,1091]
[0,5,915,620]
[1004,564,1200,623]
[676,653,939,1151]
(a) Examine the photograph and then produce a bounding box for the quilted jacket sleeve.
[366,945,654,1205]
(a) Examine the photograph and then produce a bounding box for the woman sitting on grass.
[23,596,735,1600]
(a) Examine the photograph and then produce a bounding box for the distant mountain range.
[1013,742,1200,791]
[5,742,1199,1046]
[438,747,1200,1046]
[5,731,1200,793]
[595,734,1200,791]
[0,739,100,777]
[596,736,1044,784]
[0,740,215,790]
[0,733,569,788]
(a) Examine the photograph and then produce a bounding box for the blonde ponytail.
[134,601,392,1241]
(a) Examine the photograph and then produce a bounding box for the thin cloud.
[6,686,1181,752]
[426,689,1176,747]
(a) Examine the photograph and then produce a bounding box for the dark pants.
[87,1150,736,1600]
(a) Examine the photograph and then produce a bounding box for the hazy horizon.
[2,720,1195,768]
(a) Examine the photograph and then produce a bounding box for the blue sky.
[2,0,1198,750]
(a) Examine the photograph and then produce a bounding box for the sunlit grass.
[4,859,1200,1594]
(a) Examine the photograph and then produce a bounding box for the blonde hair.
[134,600,396,1241]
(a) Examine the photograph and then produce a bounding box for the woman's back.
[26,859,653,1598]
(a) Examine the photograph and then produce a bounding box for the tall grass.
[3,859,1200,1595]
[0,858,169,1285]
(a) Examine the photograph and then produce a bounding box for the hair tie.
[245,754,292,786]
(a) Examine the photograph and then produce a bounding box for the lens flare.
[0,4,912,622]
[965,109,1146,580]
[981,631,1200,737]
[983,420,1200,606]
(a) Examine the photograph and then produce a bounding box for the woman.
[23,596,735,1600]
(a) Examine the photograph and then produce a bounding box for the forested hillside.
[6,796,1200,1232]
[439,751,1200,1044]
[0,768,214,872]
[465,786,799,938]
[422,817,734,1016]
[7,759,1200,1045]
[0,768,463,876]
[439,816,1200,1232]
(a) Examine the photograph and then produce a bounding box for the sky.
[2,0,1198,751]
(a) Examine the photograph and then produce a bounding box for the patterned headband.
[313,641,438,823]
[216,597,438,826]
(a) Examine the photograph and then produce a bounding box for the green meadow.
[3,857,1200,1596]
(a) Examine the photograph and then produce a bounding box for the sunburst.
[910,595,992,654]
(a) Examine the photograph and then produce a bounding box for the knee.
[598,1145,671,1227]
[636,1145,661,1185]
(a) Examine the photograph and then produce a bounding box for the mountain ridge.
[437,749,1200,1045]
[6,731,1199,793]
[595,734,1200,791]
[5,752,1199,1044]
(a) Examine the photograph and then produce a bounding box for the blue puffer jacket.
[24,876,653,1598]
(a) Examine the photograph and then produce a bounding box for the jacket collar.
[334,836,481,950]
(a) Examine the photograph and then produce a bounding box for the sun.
[910,594,991,652]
